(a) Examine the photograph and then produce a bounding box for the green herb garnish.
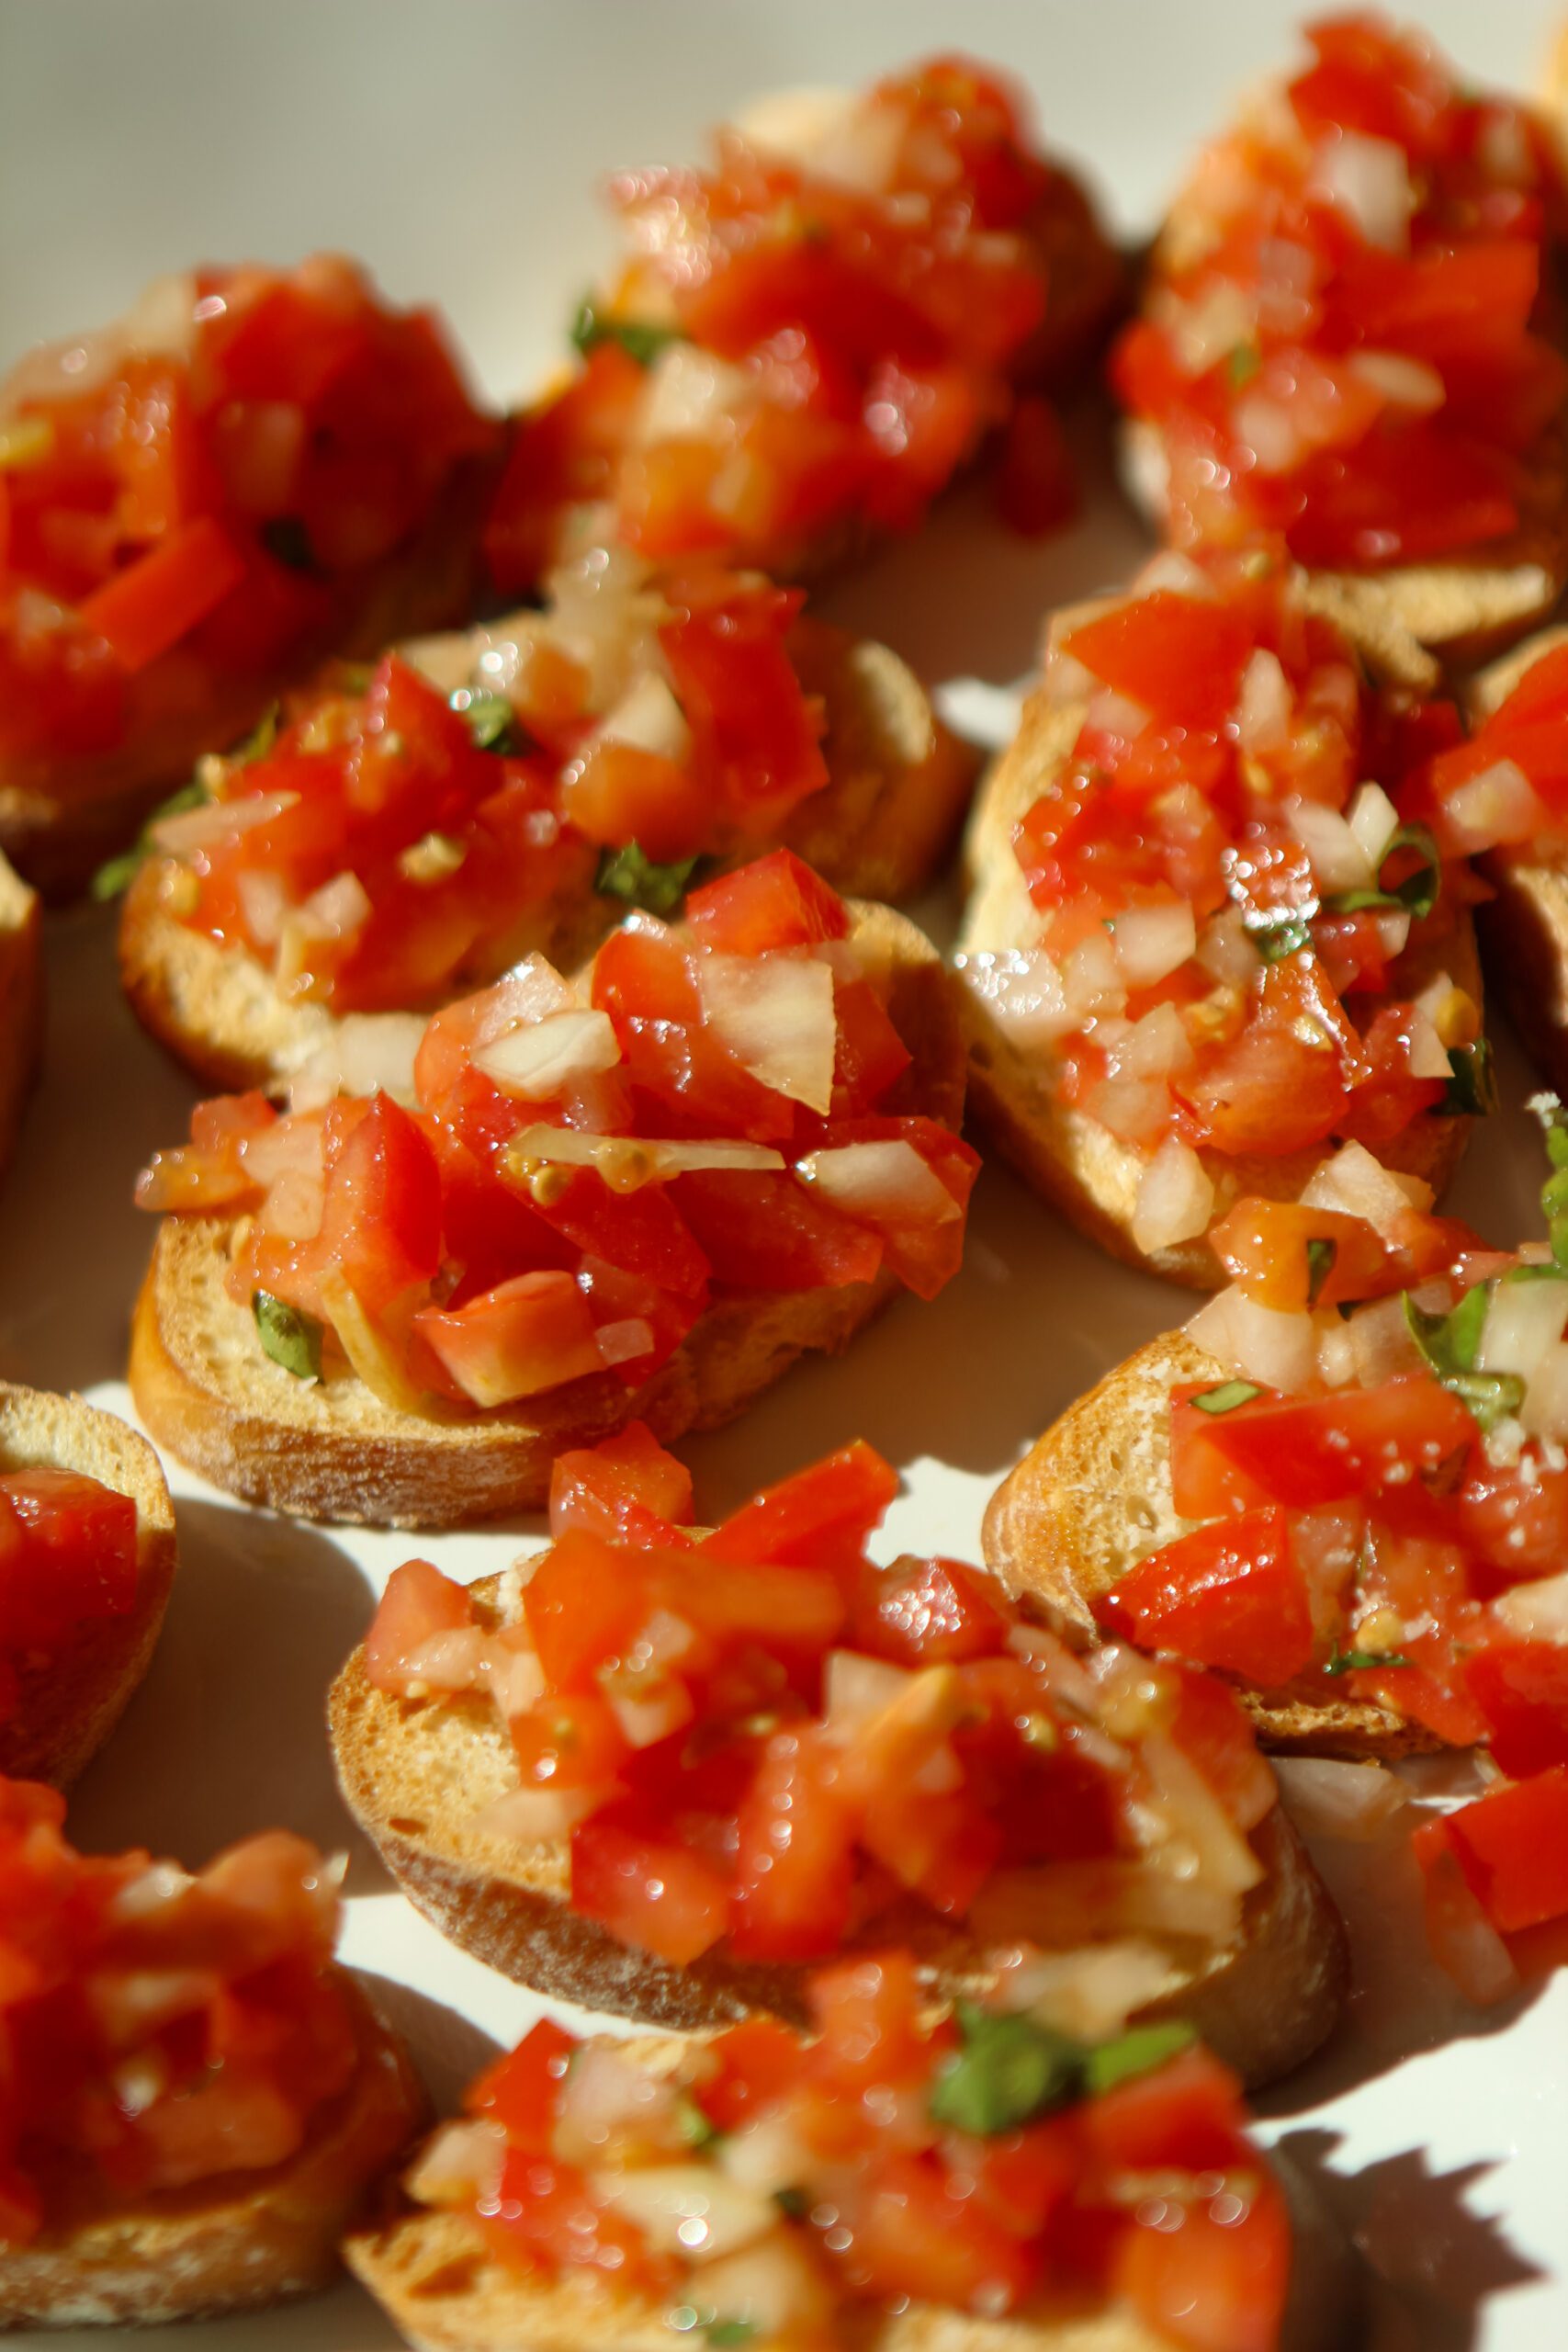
[453,688,516,752]
[1226,345,1262,386]
[1081,2020,1197,2097]
[570,294,684,369]
[1306,1237,1337,1307]
[596,840,700,915]
[1402,1288,1521,1433]
[1439,1036,1497,1118]
[1244,909,1314,962]
[90,778,210,901]
[705,2325,757,2348]
[1323,821,1441,922]
[1506,1261,1568,1283]
[673,2095,718,2151]
[1531,1095,1568,1267]
[1325,1643,1413,1676]
[929,2008,1083,2137]
[253,1291,324,1381]
[773,2185,809,2221]
[1192,1380,1262,1416]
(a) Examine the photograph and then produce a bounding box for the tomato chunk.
[1437,1766,1568,1934]
[570,1820,732,1965]
[1095,1509,1314,1688]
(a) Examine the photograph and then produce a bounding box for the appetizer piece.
[956,548,1484,1285]
[985,1131,1568,1764]
[0,1381,175,1789]
[129,855,974,1526]
[1114,14,1568,686]
[115,551,976,1096]
[486,56,1123,591]
[0,256,501,898]
[0,852,42,1186]
[332,1425,1347,2086]
[0,1778,422,2327]
[348,1960,1355,2352]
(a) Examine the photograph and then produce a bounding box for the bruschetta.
[0,1381,176,1789]
[1112,13,1568,692]
[0,1776,423,2327]
[983,1132,1568,1767]
[0,852,42,1187]
[113,555,976,1098]
[484,56,1124,593]
[128,855,975,1527]
[331,1424,1347,2088]
[346,1959,1356,2352]
[0,256,502,901]
[955,548,1485,1286]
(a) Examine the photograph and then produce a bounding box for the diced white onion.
[796,1138,958,1227]
[1043,638,1099,708]
[1442,758,1547,854]
[469,1784,604,1845]
[953,948,1077,1046]
[1139,1734,1266,1895]
[684,2233,833,2340]
[554,2044,681,2167]
[1234,391,1301,475]
[1348,350,1445,413]
[1168,282,1257,379]
[1405,1008,1454,1080]
[593,2165,777,2262]
[1113,1001,1193,1080]
[288,1012,427,1113]
[1083,686,1151,742]
[504,1125,784,1186]
[1274,1758,1408,1842]
[1311,130,1414,252]
[1108,901,1197,989]
[151,790,300,856]
[1003,1939,1175,2041]
[1187,1286,1317,1393]
[731,84,857,167]
[1300,1139,1432,1236]
[235,868,288,948]
[716,2109,818,2199]
[1062,929,1127,1021]
[635,344,754,446]
[593,669,693,764]
[699,952,837,1113]
[1348,1294,1421,1386]
[397,1628,493,1692]
[1477,1280,1568,1394]
[1133,1136,1214,1255]
[1196,905,1258,988]
[1286,797,1373,895]
[474,1008,622,1099]
[1089,1071,1169,1144]
[1374,909,1412,961]
[596,1317,655,1366]
[1131,550,1219,601]
[406,2119,507,2209]
[1494,1567,1568,1642]
[820,1649,914,1742]
[303,870,372,940]
[1235,648,1292,753]
[1346,782,1400,869]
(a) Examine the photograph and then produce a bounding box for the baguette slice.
[329,1569,1348,2090]
[118,620,977,1100]
[128,900,967,1528]
[956,672,1478,1287]
[0,1973,423,2330]
[0,1381,177,1788]
[0,851,43,1186]
[346,2037,1355,2352]
[1461,624,1568,1096]
[981,1330,1437,1763]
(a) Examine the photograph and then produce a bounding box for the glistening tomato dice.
[1095,1508,1315,1688]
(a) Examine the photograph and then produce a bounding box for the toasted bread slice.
[0,446,502,907]
[981,1330,1438,1763]
[0,851,43,1186]
[0,1973,423,2329]
[128,901,967,1528]
[329,1568,1348,2090]
[1461,625,1568,1095]
[118,621,977,1100]
[956,677,1478,1287]
[0,1381,177,1789]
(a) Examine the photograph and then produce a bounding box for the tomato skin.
[548,1421,694,1545]
[0,1472,139,1655]
[671,1170,884,1289]
[523,1531,649,1692]
[1116,2172,1290,2352]
[685,848,850,953]
[1065,593,1254,733]
[479,2149,668,2290]
[699,2016,803,2133]
[1434,1765,1568,1933]
[412,1270,604,1408]
[728,1728,859,1962]
[702,1440,899,1568]
[1193,1376,1477,1510]
[849,1553,1011,1666]
[1208,1200,1392,1312]
[1462,1642,1568,1779]
[828,2150,1040,2313]
[570,1819,732,1965]
[513,1692,629,1792]
[1096,1508,1315,1688]
[1168,1391,1278,1521]
[363,1559,475,1691]
[316,1095,444,1316]
[1176,956,1354,1159]
[465,2018,575,2148]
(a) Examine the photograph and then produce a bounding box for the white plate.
[2,6,1566,2346]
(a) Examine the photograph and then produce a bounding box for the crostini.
[114,552,976,1097]
[0,256,502,900]
[984,1132,1568,1766]
[0,1776,422,2326]
[0,1381,176,1789]
[347,1958,1355,2352]
[955,547,1486,1285]
[332,1425,1347,2086]
[484,55,1124,592]
[128,854,975,1526]
[1113,13,1568,689]
[0,852,42,1187]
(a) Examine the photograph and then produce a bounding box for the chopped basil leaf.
[705,2326,757,2348]
[1439,1036,1496,1118]
[260,514,318,572]
[1530,1096,1568,1264]
[452,688,516,752]
[1192,1380,1261,1415]
[253,1290,324,1381]
[570,294,684,369]
[89,777,210,902]
[1323,821,1441,922]
[673,2095,717,2150]
[1226,345,1261,387]
[596,840,700,915]
[1402,1288,1522,1433]
[929,2007,1083,2136]
[1306,1237,1337,1307]
[1335,1297,1364,1321]
[1081,2020,1197,2098]
[1506,1261,1568,1283]
[1244,909,1313,962]
[773,2186,809,2220]
[1325,1643,1413,1675]
[233,702,281,766]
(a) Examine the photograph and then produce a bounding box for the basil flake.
[1306,1237,1337,1306]
[596,840,700,915]
[673,2094,717,2150]
[929,2007,1083,2137]
[1439,1036,1496,1118]
[452,687,516,752]
[570,294,684,369]
[253,1290,324,1381]
[1402,1288,1522,1433]
[1530,1095,1568,1266]
[1323,821,1441,922]
[90,777,210,902]
[1245,909,1314,963]
[1325,1643,1413,1675]
[1193,1380,1261,1416]
[773,2185,809,2220]
[1226,345,1261,387]
[705,2326,757,2348]
[1081,2019,1197,2097]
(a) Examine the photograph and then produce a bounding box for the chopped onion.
[1108,901,1197,989]
[1348,1294,1422,1386]
[606,1676,694,1750]
[717,2109,818,2199]
[593,2165,777,2261]
[821,1649,914,1742]
[1274,1758,1408,1842]
[682,2233,832,2339]
[1300,1139,1432,1235]
[1494,1567,1568,1642]
[1348,350,1445,413]
[1131,549,1218,600]
[596,1317,655,1366]
[1089,1071,1168,1144]
[1187,1286,1316,1393]
[971,1859,1240,1949]
[635,345,754,446]
[1133,1136,1214,1255]
[731,84,857,166]
[1195,905,1257,988]
[1287,797,1373,894]
[288,1012,426,1113]
[303,870,372,939]
[1346,782,1399,868]
[503,1125,784,1190]
[474,1008,622,1099]
[953,948,1076,1045]
[1420,1836,1521,2006]
[236,868,288,949]
[397,1627,493,1692]
[593,668,692,764]
[405,2120,507,2209]
[1405,1008,1453,1081]
[796,1138,958,1227]
[1312,130,1414,252]
[1169,282,1256,379]
[470,1782,606,1845]
[1062,930,1126,1021]
[1442,757,1546,854]
[1375,909,1412,961]
[1043,638,1098,708]
[699,951,837,1113]
[1140,1733,1266,1898]
[1001,1939,1175,2040]
[554,2043,680,2165]
[317,1270,425,1416]
[1477,1279,1568,1392]
[1113,1002,1193,1081]
[1083,686,1151,743]
[1234,391,1301,475]
[151,790,299,857]
[1235,648,1291,753]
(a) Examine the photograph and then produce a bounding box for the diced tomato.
[314,1095,443,1316]
[728,1728,859,1962]
[660,595,828,820]
[671,1170,884,1288]
[702,1440,899,1568]
[513,1692,629,1792]
[1166,1663,1280,1830]
[479,2149,667,2290]
[363,1559,475,1691]
[1064,593,1254,733]
[1437,1766,1568,1934]
[548,1421,694,1545]
[465,2018,575,2147]
[75,516,247,672]
[1117,2170,1290,2352]
[849,1553,1012,1666]
[1463,1643,1568,1779]
[685,849,850,953]
[829,2150,1039,2312]
[699,2016,803,2133]
[1168,1390,1279,1521]
[807,1951,931,2092]
[1193,1376,1477,1510]
[413,1271,604,1408]
[1209,1200,1393,1312]
[1458,1457,1568,1579]
[0,1470,140,1657]
[1176,955,1354,1159]
[523,1531,650,1692]
[570,1820,732,1965]
[559,738,713,862]
[1095,1508,1314,1687]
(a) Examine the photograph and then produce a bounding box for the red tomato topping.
[0,1783,357,2241]
[1420,1767,1568,1936]
[0,1470,139,1723]
[0,257,498,774]
[1096,1508,1315,1689]
[1113,16,1568,571]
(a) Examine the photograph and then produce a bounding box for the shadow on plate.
[68,1494,389,1895]
[353,1967,502,2119]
